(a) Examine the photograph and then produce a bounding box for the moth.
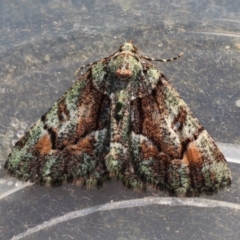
[4,41,231,196]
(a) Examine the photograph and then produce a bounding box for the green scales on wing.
[5,42,231,196]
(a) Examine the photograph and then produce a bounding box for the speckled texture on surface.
[0,0,240,240]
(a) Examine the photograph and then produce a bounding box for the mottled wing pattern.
[5,41,231,196]
[5,70,111,186]
[130,69,231,196]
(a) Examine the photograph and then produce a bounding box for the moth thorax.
[112,63,132,90]
[113,80,129,91]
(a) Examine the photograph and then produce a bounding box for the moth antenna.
[142,52,183,63]
[75,61,98,76]
[75,49,121,76]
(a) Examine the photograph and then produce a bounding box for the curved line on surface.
[226,157,240,164]
[189,31,240,38]
[0,182,33,200]
[12,197,240,240]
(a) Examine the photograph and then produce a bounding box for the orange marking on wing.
[182,142,203,165]
[77,117,95,137]
[116,68,132,77]
[141,140,159,159]
[67,135,95,155]
[77,136,95,153]
[35,134,52,155]
[77,118,86,136]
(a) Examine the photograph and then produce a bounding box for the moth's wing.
[5,70,111,187]
[130,74,231,196]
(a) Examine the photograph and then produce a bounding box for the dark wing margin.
[130,74,231,196]
[5,70,111,187]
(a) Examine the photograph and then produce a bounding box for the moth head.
[120,41,138,53]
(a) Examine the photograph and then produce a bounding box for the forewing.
[5,70,111,186]
[130,73,231,196]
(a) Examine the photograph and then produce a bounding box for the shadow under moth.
[4,41,231,196]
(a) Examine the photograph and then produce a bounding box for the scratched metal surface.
[0,1,240,239]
